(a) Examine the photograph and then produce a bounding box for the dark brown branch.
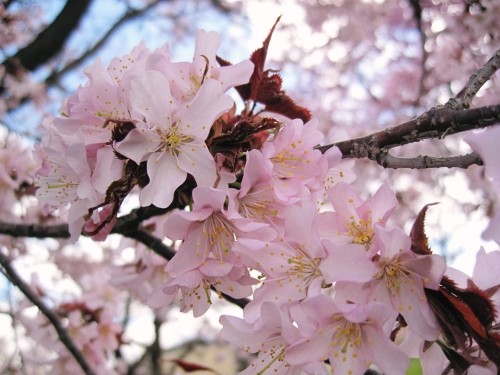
[112,205,169,234]
[0,222,69,238]
[217,291,249,309]
[378,152,483,169]
[407,0,428,103]
[0,222,251,309]
[2,0,92,74]
[124,228,176,260]
[318,104,500,165]
[151,317,162,375]
[447,47,500,110]
[45,1,162,85]
[0,251,97,375]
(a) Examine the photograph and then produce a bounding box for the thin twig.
[407,0,428,104]
[46,1,163,85]
[151,317,162,375]
[0,251,97,375]
[124,228,176,260]
[446,47,500,109]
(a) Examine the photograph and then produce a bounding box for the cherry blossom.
[113,72,233,208]
[220,302,328,375]
[260,118,330,200]
[2,7,500,375]
[286,295,410,375]
[317,182,397,253]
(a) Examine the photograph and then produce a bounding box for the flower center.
[239,186,280,222]
[202,212,237,259]
[346,216,374,247]
[331,316,362,353]
[376,260,412,295]
[271,147,307,178]
[156,127,192,155]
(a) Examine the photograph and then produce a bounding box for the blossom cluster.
[33,24,500,375]
[35,30,253,241]
[20,268,125,375]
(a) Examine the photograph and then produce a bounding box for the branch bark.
[407,0,428,103]
[378,152,483,169]
[319,104,500,166]
[446,47,500,110]
[2,0,92,74]
[0,251,97,375]
[45,1,163,86]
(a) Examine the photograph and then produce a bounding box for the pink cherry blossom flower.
[319,241,378,284]
[220,302,328,375]
[164,187,274,277]
[227,149,290,231]
[472,248,500,315]
[316,147,356,207]
[286,295,410,375]
[371,226,445,339]
[465,126,500,194]
[234,202,329,322]
[113,71,233,208]
[317,182,397,253]
[59,42,154,145]
[261,118,330,200]
[149,260,255,317]
[335,226,446,341]
[165,29,254,100]
[0,132,38,214]
[36,129,102,241]
[465,126,500,244]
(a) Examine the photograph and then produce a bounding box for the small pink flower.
[114,71,233,208]
[286,295,410,375]
[261,118,329,200]
[227,149,289,230]
[164,187,273,277]
[317,182,397,253]
[220,302,327,374]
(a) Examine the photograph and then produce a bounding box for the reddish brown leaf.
[215,55,231,68]
[170,359,219,373]
[247,15,282,101]
[464,279,497,328]
[216,17,311,122]
[208,117,281,171]
[264,94,312,123]
[426,275,500,369]
[440,286,489,339]
[255,71,283,103]
[410,203,438,255]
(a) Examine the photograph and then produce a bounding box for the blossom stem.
[0,251,97,375]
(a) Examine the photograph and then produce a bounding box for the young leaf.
[170,358,220,373]
[410,203,438,255]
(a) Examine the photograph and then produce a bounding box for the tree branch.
[0,251,97,375]
[318,104,500,165]
[151,317,162,375]
[2,0,92,74]
[377,151,483,169]
[124,228,176,260]
[407,0,428,103]
[0,221,69,238]
[0,221,252,309]
[45,1,163,86]
[446,47,500,110]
